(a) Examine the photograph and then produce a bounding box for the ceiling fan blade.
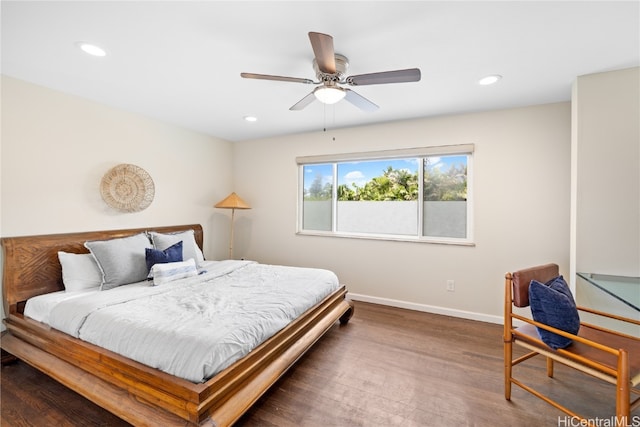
[308,32,336,74]
[241,72,314,84]
[289,92,317,111]
[344,89,379,112]
[346,68,421,86]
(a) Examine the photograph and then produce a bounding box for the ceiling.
[2,1,638,142]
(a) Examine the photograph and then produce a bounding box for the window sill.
[296,230,476,247]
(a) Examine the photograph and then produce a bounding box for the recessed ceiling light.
[478,75,502,86]
[76,42,107,57]
[244,116,257,122]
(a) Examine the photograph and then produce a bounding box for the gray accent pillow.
[149,230,204,265]
[58,251,103,291]
[85,232,153,290]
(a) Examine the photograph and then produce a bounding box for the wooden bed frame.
[1,224,354,426]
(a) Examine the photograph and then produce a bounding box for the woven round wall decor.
[100,164,155,212]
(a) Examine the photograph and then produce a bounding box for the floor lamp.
[214,192,251,259]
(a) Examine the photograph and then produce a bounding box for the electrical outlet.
[446,280,455,292]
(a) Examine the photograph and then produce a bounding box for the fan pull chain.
[322,104,337,141]
[331,104,336,141]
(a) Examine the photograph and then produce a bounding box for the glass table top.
[577,272,640,312]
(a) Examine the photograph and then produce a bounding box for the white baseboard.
[347,292,504,325]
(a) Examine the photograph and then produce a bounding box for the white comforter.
[31,260,339,383]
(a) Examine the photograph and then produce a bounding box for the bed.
[1,224,354,426]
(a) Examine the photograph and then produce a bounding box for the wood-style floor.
[1,301,635,426]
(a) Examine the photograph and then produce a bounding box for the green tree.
[337,166,419,201]
[305,173,332,200]
[336,162,466,202]
[423,162,467,201]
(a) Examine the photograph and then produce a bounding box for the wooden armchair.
[504,263,640,425]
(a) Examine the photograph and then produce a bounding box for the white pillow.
[148,230,204,265]
[150,258,198,286]
[58,252,102,291]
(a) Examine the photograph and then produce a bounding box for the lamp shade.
[314,86,346,104]
[214,192,251,209]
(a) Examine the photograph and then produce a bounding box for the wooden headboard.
[1,224,203,316]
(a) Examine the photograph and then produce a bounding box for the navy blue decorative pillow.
[529,275,580,350]
[145,241,183,273]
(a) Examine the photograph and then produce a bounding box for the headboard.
[1,224,203,315]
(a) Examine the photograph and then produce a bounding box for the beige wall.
[1,76,235,323]
[572,67,639,277]
[232,103,572,322]
[1,76,234,247]
[571,67,639,331]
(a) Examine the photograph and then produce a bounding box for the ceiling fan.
[241,32,421,112]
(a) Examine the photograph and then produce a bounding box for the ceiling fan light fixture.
[314,86,346,104]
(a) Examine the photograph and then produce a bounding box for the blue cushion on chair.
[145,241,183,273]
[528,275,580,350]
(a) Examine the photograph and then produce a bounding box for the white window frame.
[297,144,474,246]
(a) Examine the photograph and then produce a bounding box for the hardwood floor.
[2,301,635,426]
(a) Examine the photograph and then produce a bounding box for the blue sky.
[304,155,466,191]
[338,159,417,187]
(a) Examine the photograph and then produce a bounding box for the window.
[298,145,473,244]
[302,163,333,231]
